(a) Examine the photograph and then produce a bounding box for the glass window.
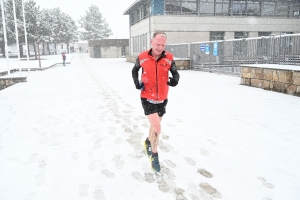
[262,1,276,16]
[143,3,150,18]
[216,1,229,16]
[165,0,181,15]
[182,1,197,14]
[276,2,289,17]
[293,2,300,17]
[210,32,225,41]
[200,0,214,15]
[247,0,260,16]
[258,32,272,37]
[232,0,247,16]
[234,32,249,39]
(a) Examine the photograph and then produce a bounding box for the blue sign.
[213,42,218,56]
[200,44,205,51]
[205,44,210,54]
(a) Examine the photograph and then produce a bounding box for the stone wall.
[0,77,27,90]
[126,55,190,70]
[241,66,300,96]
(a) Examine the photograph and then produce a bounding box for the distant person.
[62,53,66,66]
[79,47,82,53]
[131,31,180,173]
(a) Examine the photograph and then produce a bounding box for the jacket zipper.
[155,60,158,100]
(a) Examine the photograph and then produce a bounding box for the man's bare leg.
[147,113,162,153]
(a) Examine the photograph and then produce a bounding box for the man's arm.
[132,57,143,89]
[168,60,180,86]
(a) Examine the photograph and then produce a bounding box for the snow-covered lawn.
[0,53,299,200]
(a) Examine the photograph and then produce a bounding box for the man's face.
[151,34,167,58]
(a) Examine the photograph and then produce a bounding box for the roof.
[123,0,148,15]
[88,39,129,47]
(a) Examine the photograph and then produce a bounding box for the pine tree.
[4,0,23,48]
[59,13,78,53]
[0,2,5,56]
[78,4,112,41]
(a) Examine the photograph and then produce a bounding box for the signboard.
[213,42,218,56]
[200,44,205,52]
[205,44,210,54]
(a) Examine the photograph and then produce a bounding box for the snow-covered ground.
[0,53,299,200]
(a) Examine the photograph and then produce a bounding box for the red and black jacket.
[132,49,180,101]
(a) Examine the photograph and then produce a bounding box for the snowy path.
[0,54,299,200]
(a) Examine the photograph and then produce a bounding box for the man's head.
[151,31,167,58]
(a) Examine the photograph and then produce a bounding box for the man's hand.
[167,77,178,87]
[134,80,144,90]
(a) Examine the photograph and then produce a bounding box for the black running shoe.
[150,153,161,172]
[144,139,152,157]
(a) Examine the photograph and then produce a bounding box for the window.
[165,0,181,15]
[246,0,260,16]
[276,2,289,17]
[199,0,214,15]
[165,0,197,15]
[232,0,247,16]
[143,3,150,18]
[210,32,225,41]
[293,2,300,17]
[235,32,249,39]
[262,1,276,17]
[182,1,197,14]
[258,32,272,37]
[215,0,230,16]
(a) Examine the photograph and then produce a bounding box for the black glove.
[167,77,178,87]
[134,80,144,90]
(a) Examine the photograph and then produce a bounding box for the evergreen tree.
[59,13,78,53]
[78,4,112,41]
[4,0,22,47]
[24,0,41,57]
[0,2,5,56]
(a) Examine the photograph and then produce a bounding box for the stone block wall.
[0,77,27,90]
[241,66,300,96]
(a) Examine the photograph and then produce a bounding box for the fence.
[165,43,189,58]
[169,34,300,76]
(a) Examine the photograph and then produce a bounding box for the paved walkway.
[0,53,299,200]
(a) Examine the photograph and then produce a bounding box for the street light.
[36,21,41,68]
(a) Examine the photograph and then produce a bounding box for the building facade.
[124,0,300,56]
[88,39,129,58]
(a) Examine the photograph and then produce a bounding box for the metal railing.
[169,34,300,75]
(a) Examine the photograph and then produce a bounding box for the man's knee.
[151,123,161,134]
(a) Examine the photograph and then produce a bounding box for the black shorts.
[141,98,168,117]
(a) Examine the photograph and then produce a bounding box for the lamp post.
[36,21,41,68]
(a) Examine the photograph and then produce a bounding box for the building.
[123,0,300,57]
[88,39,129,58]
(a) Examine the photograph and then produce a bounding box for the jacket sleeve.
[170,60,180,83]
[132,57,141,86]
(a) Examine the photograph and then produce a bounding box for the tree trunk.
[54,43,57,54]
[19,44,23,57]
[27,45,30,57]
[33,41,37,59]
[67,43,69,53]
[47,43,50,55]
[1,42,5,57]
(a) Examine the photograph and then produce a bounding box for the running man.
[132,31,180,172]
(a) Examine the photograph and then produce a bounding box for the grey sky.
[34,0,134,39]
